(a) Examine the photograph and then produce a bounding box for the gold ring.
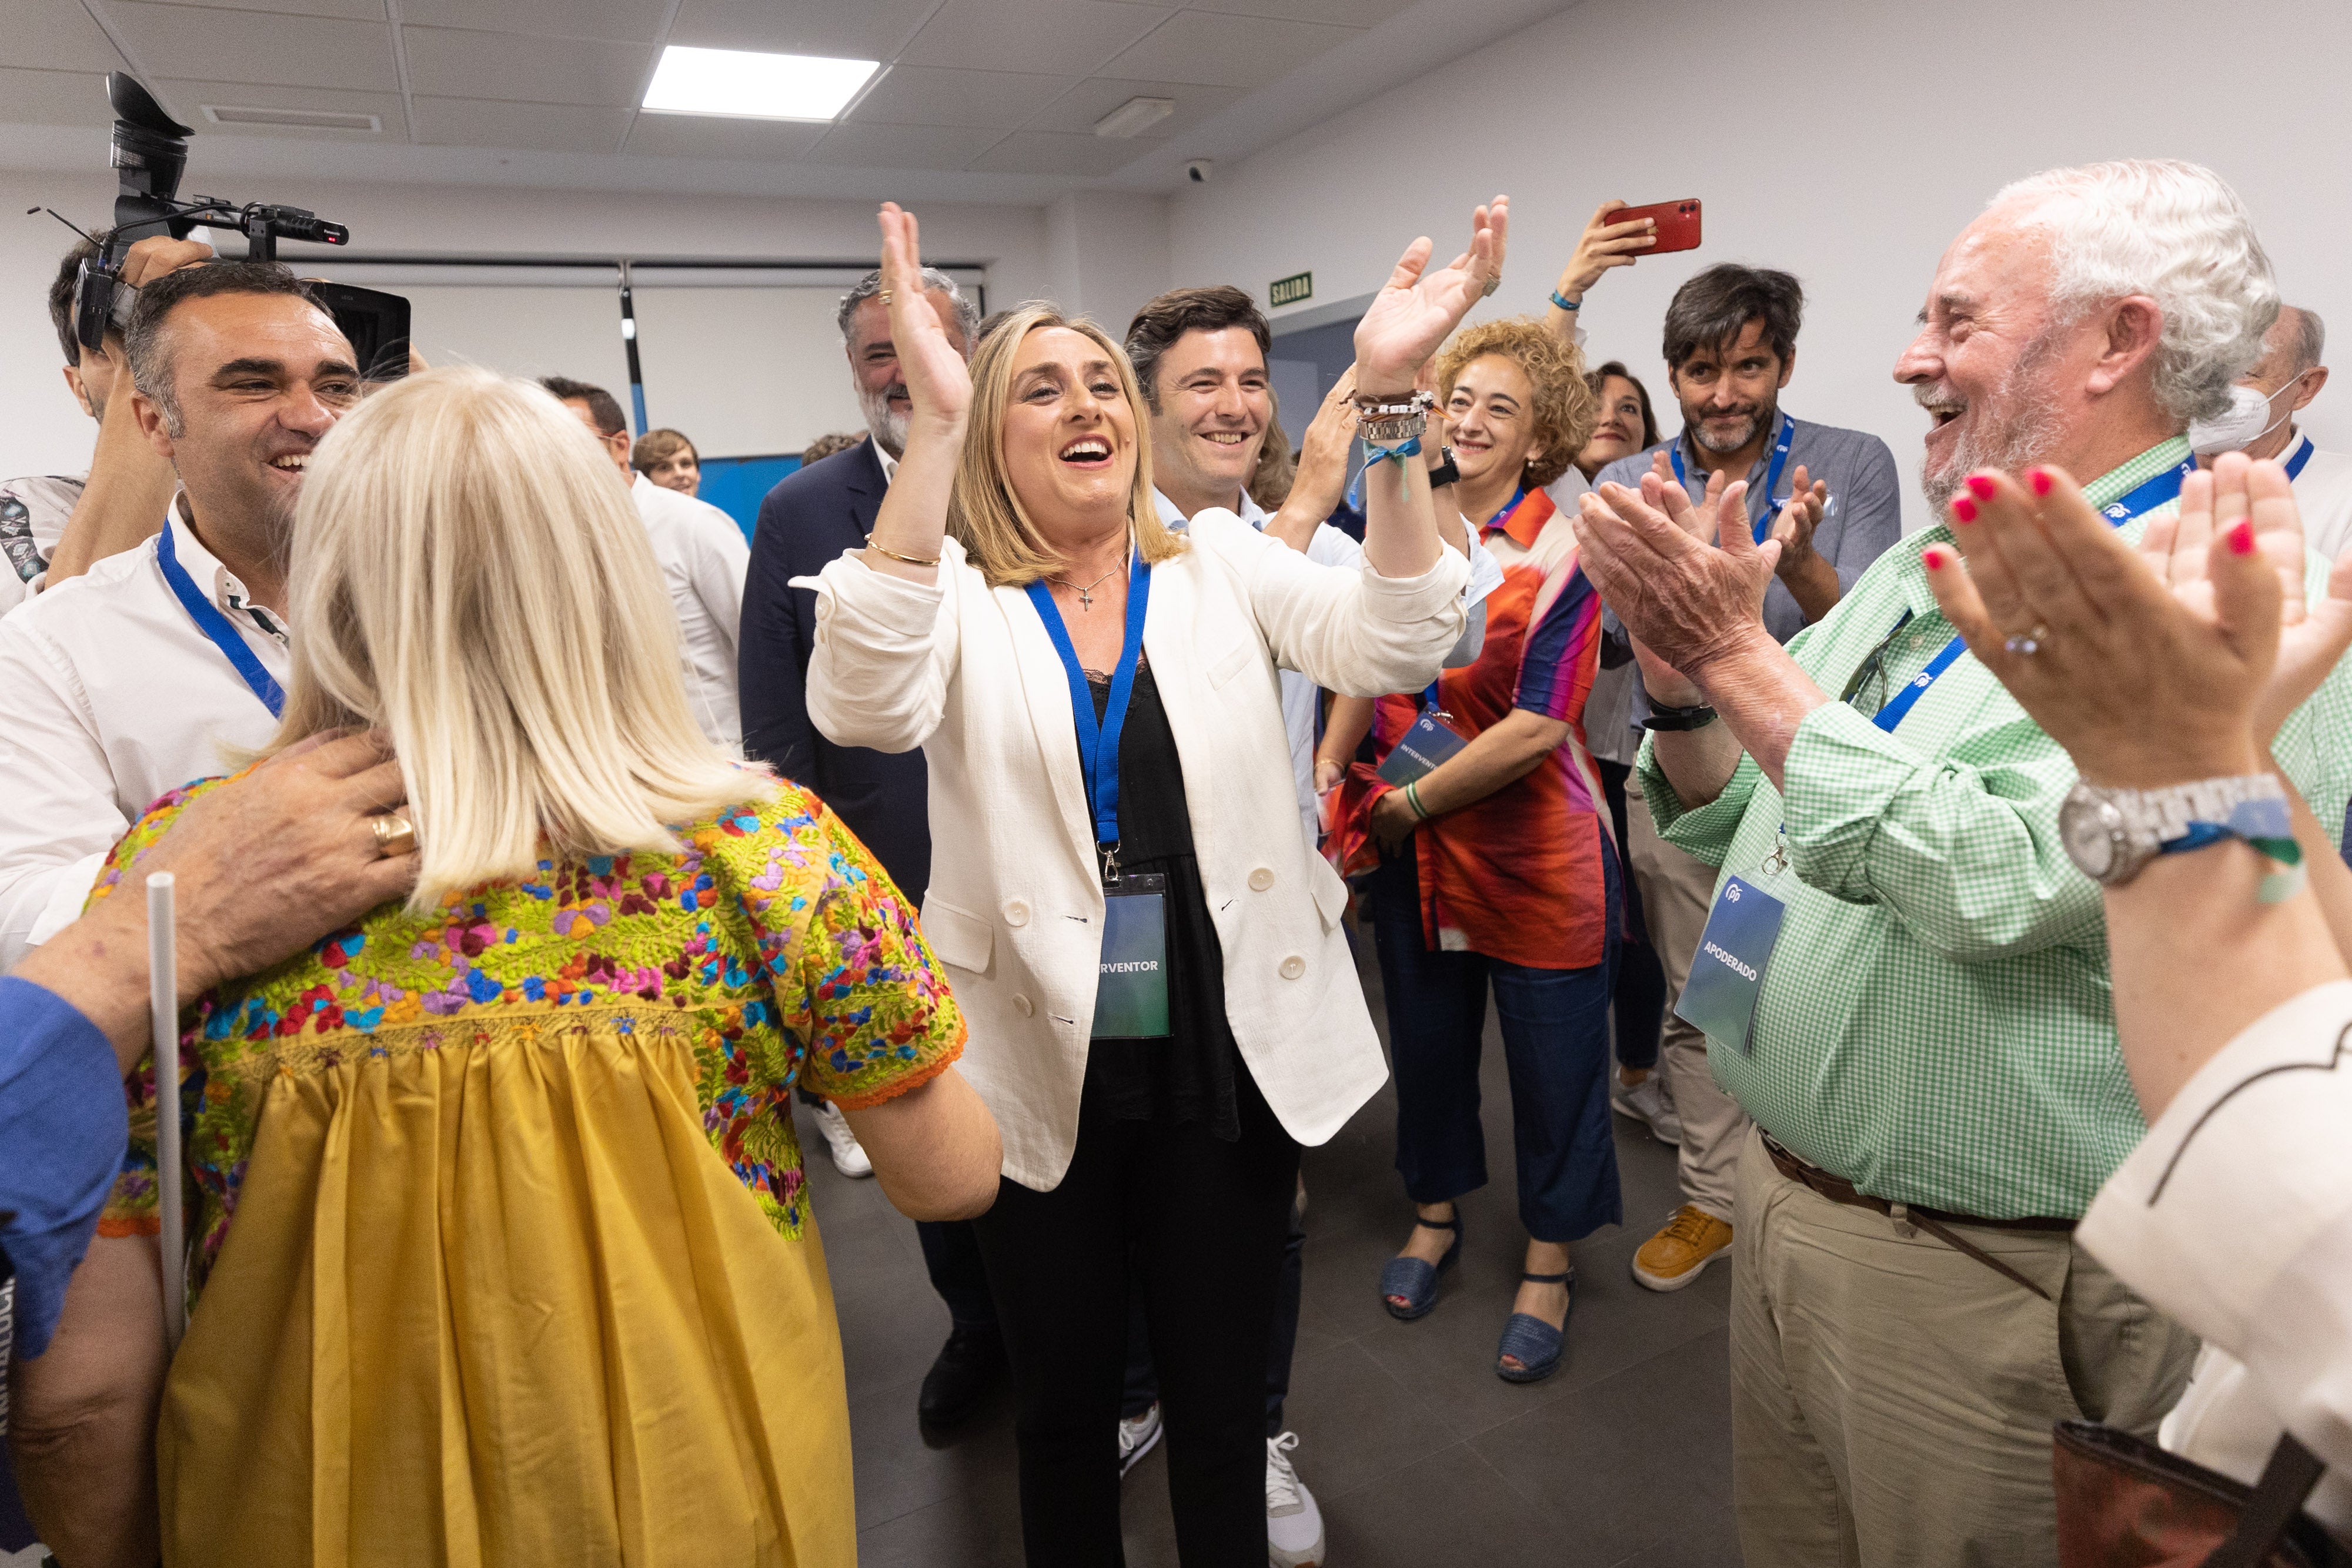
[878,288,894,305]
[370,812,417,858]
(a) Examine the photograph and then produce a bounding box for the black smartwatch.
[1425,446,1459,489]
[1642,699,1718,732]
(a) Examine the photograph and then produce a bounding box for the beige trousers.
[1625,787,1748,1222]
[1730,1129,2197,1568]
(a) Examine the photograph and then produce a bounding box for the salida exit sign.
[1269,270,1312,308]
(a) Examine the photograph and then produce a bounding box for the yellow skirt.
[161,1011,853,1567]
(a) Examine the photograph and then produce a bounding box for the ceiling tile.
[151,77,408,138]
[664,0,938,61]
[803,120,1003,172]
[623,112,833,161]
[1097,9,1355,87]
[90,4,396,90]
[897,0,1170,76]
[851,66,1079,131]
[2,0,134,71]
[1020,75,1239,138]
[966,129,1152,176]
[0,65,118,126]
[398,0,666,42]
[401,25,657,106]
[1180,0,1412,23]
[123,0,383,15]
[413,96,633,152]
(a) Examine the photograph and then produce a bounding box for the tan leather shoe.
[1632,1205,1733,1292]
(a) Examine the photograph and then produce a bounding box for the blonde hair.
[1434,316,1596,491]
[947,302,1186,589]
[273,365,769,910]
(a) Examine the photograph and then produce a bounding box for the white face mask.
[2188,381,2293,456]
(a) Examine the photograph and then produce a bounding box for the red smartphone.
[1616,198,1702,255]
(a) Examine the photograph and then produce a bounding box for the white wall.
[1170,0,2352,533]
[0,170,1051,479]
[1045,190,1172,337]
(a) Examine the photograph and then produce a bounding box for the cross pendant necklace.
[1051,562,1124,610]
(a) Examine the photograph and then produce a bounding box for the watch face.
[2060,794,2119,879]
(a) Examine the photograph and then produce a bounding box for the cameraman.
[4,233,215,617]
[0,259,359,970]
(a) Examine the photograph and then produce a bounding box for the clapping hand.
[1919,466,2301,788]
[1578,470,1782,690]
[1352,197,1509,394]
[876,203,970,428]
[1767,465,1831,580]
[2136,452,2352,741]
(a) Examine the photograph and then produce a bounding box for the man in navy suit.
[738,265,1000,1432]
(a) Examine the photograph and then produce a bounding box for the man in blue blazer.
[737,265,1002,1433]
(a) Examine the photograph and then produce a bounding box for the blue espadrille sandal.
[1494,1270,1574,1383]
[1378,1213,1462,1321]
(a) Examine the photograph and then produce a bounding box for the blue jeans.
[1367,838,1623,1244]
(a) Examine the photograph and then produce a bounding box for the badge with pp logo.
[1673,874,1788,1055]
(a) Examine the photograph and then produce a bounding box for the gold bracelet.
[868,540,941,568]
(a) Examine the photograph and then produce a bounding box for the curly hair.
[1432,316,1594,490]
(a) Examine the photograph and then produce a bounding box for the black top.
[1083,660,1241,1139]
[738,438,931,900]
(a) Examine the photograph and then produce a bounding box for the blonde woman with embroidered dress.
[800,203,1492,1562]
[82,365,1001,1566]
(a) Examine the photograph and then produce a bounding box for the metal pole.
[617,259,649,437]
[147,872,185,1353]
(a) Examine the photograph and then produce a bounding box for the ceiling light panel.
[1091,95,1172,138]
[640,45,879,121]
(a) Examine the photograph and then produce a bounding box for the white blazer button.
[1279,955,1306,981]
[1005,900,1030,927]
[1013,994,1035,1017]
[1248,867,1275,891]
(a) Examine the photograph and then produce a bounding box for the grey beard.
[860,385,908,459]
[1691,410,1764,454]
[1917,337,2066,513]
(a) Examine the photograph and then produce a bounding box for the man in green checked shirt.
[1576,159,2352,1568]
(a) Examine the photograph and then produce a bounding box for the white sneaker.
[811,1100,873,1178]
[1611,1071,1683,1146]
[1118,1402,1162,1477]
[1266,1432,1327,1566]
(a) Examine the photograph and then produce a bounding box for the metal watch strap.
[2103,774,2286,847]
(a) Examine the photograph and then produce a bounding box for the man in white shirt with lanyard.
[0,260,356,969]
[2191,303,2352,562]
[543,375,750,754]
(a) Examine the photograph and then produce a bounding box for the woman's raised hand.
[1352,196,1509,394]
[1920,467,2280,788]
[877,202,971,428]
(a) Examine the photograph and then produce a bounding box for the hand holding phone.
[1613,198,1702,255]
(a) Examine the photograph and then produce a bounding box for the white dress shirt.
[0,511,287,969]
[2282,432,2352,567]
[631,472,751,753]
[800,512,1469,1188]
[2077,978,2352,1540]
[1151,487,1500,844]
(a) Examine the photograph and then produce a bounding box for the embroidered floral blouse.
[95,774,963,1290]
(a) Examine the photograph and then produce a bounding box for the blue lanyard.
[1025,554,1152,850]
[1672,412,1795,543]
[2286,435,2316,482]
[155,520,285,718]
[1867,456,2196,733]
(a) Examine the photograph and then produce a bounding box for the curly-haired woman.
[1319,315,1618,1383]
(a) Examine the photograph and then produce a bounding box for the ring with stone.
[2003,624,2051,656]
[370,812,417,858]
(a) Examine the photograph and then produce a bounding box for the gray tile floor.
[807,937,1743,1567]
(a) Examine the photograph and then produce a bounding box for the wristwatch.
[2059,774,2286,886]
[1425,446,1460,489]
[1642,698,1717,732]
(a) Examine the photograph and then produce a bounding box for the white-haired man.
[1575,160,2352,1566]
[2193,303,2352,561]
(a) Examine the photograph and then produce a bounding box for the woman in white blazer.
[803,200,1498,1563]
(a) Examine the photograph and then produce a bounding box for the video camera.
[72,73,412,381]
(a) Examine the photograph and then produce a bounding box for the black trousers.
[975,1062,1302,1566]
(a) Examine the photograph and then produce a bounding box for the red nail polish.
[2229,520,2257,556]
[1965,474,1997,500]
[1922,547,1949,570]
[1952,496,1977,523]
[2028,469,2054,497]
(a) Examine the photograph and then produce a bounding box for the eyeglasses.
[1839,611,1916,717]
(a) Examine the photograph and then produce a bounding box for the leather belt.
[1760,1133,2075,1300]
